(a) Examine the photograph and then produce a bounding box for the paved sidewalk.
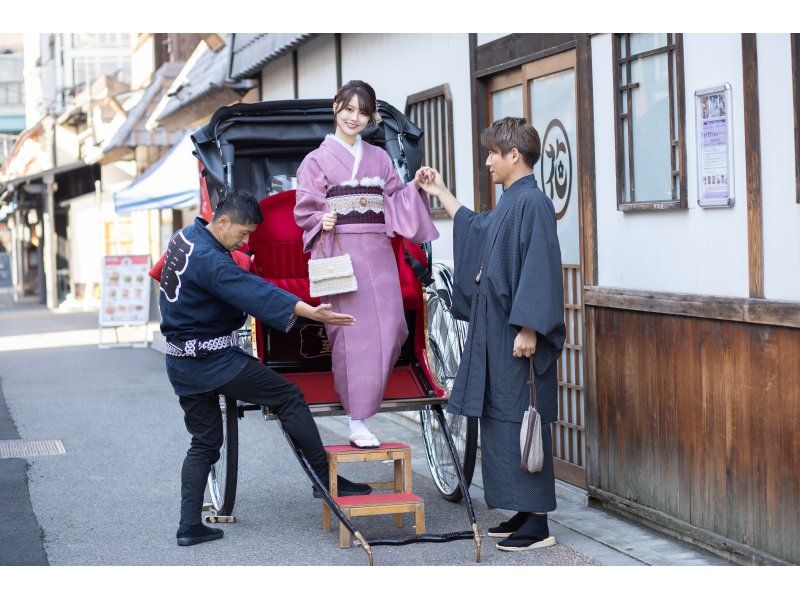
[0,303,725,566]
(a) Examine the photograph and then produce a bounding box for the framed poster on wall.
[695,84,735,208]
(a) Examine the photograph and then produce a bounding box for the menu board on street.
[695,84,735,208]
[100,255,151,327]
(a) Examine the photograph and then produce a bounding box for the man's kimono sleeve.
[508,199,566,375]
[295,156,328,254]
[451,205,492,321]
[208,253,300,332]
[382,152,439,244]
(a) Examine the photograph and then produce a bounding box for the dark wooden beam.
[742,33,764,298]
[292,50,299,99]
[792,34,800,204]
[469,33,490,212]
[575,34,600,492]
[475,33,576,77]
[584,286,800,329]
[335,33,342,89]
[576,35,597,288]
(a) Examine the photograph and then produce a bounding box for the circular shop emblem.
[539,119,572,219]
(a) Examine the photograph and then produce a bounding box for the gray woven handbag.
[520,357,544,473]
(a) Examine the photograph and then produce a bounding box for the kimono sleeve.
[451,205,492,321]
[382,151,439,244]
[295,155,329,254]
[207,252,300,332]
[508,196,566,375]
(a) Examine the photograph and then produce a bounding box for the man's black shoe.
[312,475,372,498]
[487,511,527,538]
[176,523,224,546]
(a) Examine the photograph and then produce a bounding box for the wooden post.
[742,33,764,299]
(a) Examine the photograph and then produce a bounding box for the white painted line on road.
[0,439,67,459]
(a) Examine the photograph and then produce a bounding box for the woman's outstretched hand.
[416,167,445,196]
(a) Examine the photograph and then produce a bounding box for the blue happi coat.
[159,217,299,396]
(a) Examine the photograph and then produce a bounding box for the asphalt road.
[0,305,599,566]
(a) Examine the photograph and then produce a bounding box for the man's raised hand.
[306,302,356,326]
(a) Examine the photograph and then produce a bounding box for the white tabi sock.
[348,417,378,442]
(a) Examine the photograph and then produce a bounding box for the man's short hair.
[212,189,263,225]
[480,117,541,168]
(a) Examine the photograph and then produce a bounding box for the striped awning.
[113,133,199,213]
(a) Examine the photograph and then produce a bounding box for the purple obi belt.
[326,184,385,225]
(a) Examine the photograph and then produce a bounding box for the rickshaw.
[190,99,480,564]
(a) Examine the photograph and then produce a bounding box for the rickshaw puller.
[159,189,371,547]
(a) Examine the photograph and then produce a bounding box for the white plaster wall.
[68,193,101,289]
[593,33,750,297]
[260,53,294,101]
[757,33,800,301]
[297,35,337,99]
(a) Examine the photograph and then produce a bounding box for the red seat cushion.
[249,189,423,311]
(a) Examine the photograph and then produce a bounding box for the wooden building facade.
[471,33,799,565]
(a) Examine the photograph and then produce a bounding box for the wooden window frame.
[792,34,800,204]
[405,84,456,218]
[612,33,687,212]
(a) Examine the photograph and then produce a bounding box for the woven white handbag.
[520,357,544,473]
[308,228,357,298]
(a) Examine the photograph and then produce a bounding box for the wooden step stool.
[322,442,425,548]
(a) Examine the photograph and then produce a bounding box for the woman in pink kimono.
[295,80,439,448]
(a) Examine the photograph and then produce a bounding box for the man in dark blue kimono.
[159,189,370,547]
[420,117,565,551]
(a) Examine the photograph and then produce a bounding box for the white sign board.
[99,255,151,327]
[695,84,735,208]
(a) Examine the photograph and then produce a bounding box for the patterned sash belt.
[165,333,238,358]
[336,210,386,225]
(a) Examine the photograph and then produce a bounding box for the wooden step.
[334,492,422,508]
[325,442,409,454]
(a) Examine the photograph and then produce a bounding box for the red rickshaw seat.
[248,190,423,311]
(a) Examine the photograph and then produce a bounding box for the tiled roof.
[230,33,316,80]
[155,34,255,125]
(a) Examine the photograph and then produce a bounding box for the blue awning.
[113,134,199,213]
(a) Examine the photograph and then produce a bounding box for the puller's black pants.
[177,358,327,531]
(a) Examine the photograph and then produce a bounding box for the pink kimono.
[295,136,439,419]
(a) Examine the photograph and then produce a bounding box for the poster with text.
[696,85,734,207]
[99,255,151,326]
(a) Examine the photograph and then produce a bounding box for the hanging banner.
[695,84,735,208]
[99,255,151,327]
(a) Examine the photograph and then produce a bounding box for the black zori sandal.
[496,513,556,551]
[487,511,528,538]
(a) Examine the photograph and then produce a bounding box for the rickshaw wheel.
[420,408,478,502]
[206,394,239,516]
[421,269,478,502]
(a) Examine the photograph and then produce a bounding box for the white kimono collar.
[326,133,362,180]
